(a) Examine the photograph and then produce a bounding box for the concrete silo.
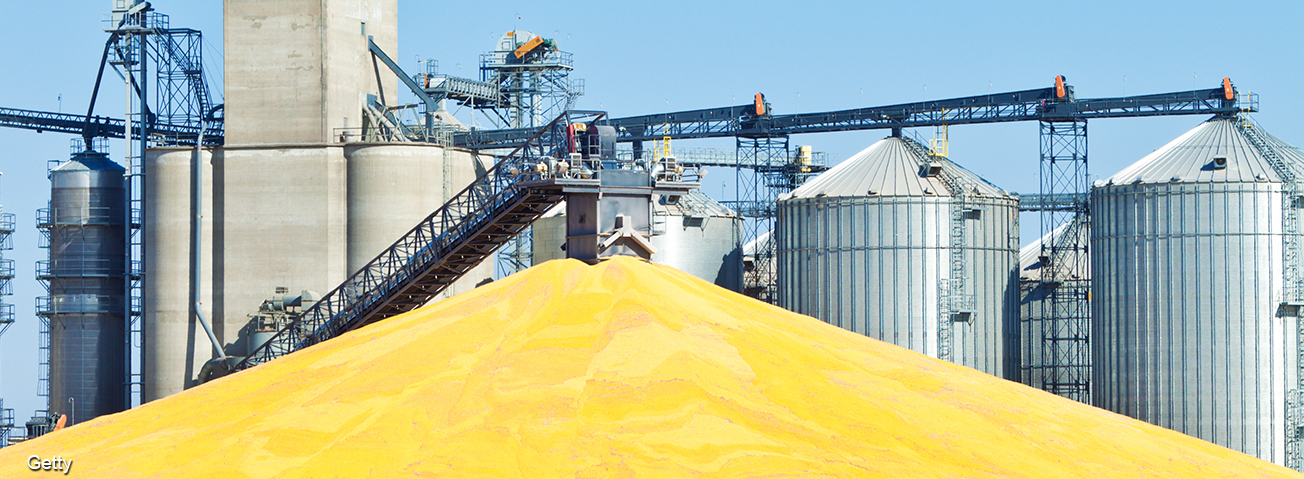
[776,135,1020,379]
[1091,116,1304,465]
[533,190,744,291]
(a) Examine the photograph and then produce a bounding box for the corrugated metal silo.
[776,136,1020,379]
[532,190,744,291]
[1017,216,1091,401]
[37,150,128,423]
[1090,116,1304,465]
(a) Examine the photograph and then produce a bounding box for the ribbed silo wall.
[777,195,1020,379]
[1091,180,1293,463]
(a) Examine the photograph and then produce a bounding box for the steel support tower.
[0,195,15,446]
[104,1,216,409]
[1036,120,1091,402]
[733,136,790,303]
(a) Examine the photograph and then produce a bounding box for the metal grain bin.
[37,150,128,423]
[532,190,744,291]
[1090,116,1304,465]
[777,136,1020,379]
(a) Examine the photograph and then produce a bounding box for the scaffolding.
[1035,120,1092,403]
[0,199,14,446]
[101,1,216,409]
[732,136,790,303]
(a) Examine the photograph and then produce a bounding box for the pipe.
[191,116,224,359]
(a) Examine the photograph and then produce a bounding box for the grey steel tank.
[532,190,744,291]
[776,135,1020,379]
[1017,215,1091,402]
[1091,116,1304,465]
[37,150,128,423]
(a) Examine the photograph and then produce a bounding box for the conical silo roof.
[1018,216,1090,281]
[785,136,1007,199]
[1102,116,1304,185]
[656,190,737,218]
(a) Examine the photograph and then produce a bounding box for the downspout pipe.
[191,115,225,359]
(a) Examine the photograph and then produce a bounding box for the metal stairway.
[1241,116,1304,470]
[233,112,595,372]
[902,135,973,362]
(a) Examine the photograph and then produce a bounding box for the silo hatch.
[950,311,973,323]
[1278,301,1304,317]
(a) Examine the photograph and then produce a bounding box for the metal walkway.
[234,111,602,371]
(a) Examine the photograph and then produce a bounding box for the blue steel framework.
[102,2,217,409]
[1035,120,1092,403]
[729,136,790,303]
[0,201,13,446]
[454,85,1247,150]
[455,82,1251,307]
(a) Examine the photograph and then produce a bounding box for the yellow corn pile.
[0,257,1297,477]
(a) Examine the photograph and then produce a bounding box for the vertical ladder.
[902,135,970,362]
[1241,117,1304,470]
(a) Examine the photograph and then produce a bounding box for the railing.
[0,212,14,234]
[1017,193,1088,212]
[36,207,127,228]
[480,49,574,71]
[36,295,126,316]
[36,259,126,279]
[236,110,602,371]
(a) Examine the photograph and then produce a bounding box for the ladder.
[1242,117,1304,470]
[902,135,972,362]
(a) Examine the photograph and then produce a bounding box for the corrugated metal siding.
[1091,180,1296,464]
[778,195,1020,379]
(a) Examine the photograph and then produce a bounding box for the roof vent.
[920,163,943,177]
[1211,156,1228,170]
[1170,176,1182,183]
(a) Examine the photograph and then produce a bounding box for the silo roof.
[1018,216,1090,281]
[743,230,771,257]
[656,190,737,218]
[53,153,125,172]
[784,137,1007,200]
[1103,117,1304,185]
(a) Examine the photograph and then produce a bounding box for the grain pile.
[1,257,1297,477]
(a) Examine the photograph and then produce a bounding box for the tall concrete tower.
[143,0,491,401]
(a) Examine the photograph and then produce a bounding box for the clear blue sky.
[0,0,1300,422]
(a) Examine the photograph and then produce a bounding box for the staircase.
[235,113,584,371]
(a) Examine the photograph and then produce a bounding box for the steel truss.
[1035,120,1091,403]
[730,136,790,303]
[234,111,608,372]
